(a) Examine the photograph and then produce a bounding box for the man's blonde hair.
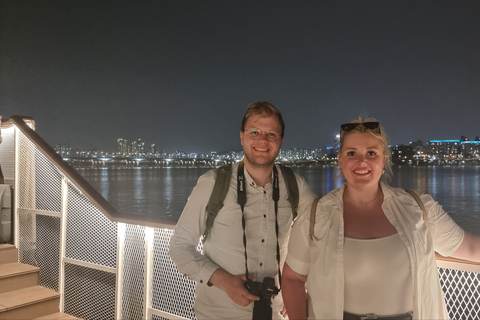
[241,101,285,137]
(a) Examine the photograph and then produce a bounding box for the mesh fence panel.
[18,212,61,291]
[17,131,62,211]
[33,148,62,212]
[18,131,38,210]
[35,214,61,291]
[18,210,38,266]
[65,183,117,267]
[121,224,147,320]
[152,228,197,320]
[439,267,480,320]
[64,262,116,320]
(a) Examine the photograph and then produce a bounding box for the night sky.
[1,1,479,154]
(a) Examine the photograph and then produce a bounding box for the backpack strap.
[202,164,232,243]
[309,197,321,240]
[279,164,299,220]
[203,163,300,243]
[405,189,428,222]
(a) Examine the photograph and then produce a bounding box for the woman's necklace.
[345,188,381,206]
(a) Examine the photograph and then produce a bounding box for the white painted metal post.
[58,177,69,312]
[13,125,19,248]
[115,222,126,320]
[144,227,155,320]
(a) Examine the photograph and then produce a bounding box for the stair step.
[34,312,82,319]
[0,285,59,320]
[0,262,39,293]
[0,244,17,265]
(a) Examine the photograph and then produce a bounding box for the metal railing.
[1,115,479,320]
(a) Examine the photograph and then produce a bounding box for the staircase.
[0,244,80,320]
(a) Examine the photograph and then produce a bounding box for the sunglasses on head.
[340,122,381,133]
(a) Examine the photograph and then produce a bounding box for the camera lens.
[252,298,272,320]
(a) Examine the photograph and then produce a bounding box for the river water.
[78,166,480,234]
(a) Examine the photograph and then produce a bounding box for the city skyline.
[55,131,480,157]
[57,133,480,170]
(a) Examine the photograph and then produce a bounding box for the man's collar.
[243,165,274,188]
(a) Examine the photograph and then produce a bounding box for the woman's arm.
[451,231,480,262]
[282,262,308,320]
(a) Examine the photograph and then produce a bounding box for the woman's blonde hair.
[339,117,393,183]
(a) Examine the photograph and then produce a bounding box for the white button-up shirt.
[169,163,317,320]
[286,182,464,320]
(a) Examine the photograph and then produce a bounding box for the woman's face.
[338,132,386,190]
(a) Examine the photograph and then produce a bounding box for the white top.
[344,234,413,315]
[286,183,464,320]
[169,163,317,320]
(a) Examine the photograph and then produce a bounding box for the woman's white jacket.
[286,182,464,320]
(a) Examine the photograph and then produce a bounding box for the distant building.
[391,144,416,165]
[132,138,145,155]
[427,140,461,161]
[54,144,71,157]
[426,138,480,164]
[334,134,340,154]
[117,139,129,155]
[461,141,480,158]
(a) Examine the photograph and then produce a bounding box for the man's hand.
[281,305,288,318]
[209,269,260,307]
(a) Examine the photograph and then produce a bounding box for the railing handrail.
[6,115,177,229]
[435,252,480,273]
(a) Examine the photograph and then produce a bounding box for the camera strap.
[237,162,282,288]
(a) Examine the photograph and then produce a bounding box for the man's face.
[240,114,283,169]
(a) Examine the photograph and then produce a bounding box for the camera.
[244,277,280,320]
[244,277,279,299]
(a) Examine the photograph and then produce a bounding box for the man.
[169,101,316,319]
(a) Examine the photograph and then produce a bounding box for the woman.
[282,118,480,320]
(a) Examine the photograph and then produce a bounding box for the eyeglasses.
[245,128,281,142]
[340,122,381,133]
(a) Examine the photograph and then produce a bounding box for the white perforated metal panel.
[121,224,147,320]
[18,131,37,210]
[34,214,61,291]
[18,210,39,266]
[65,184,117,267]
[152,228,197,320]
[439,267,480,320]
[64,263,116,320]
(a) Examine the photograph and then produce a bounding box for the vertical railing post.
[59,177,69,312]
[116,222,126,320]
[13,125,20,248]
[144,227,154,320]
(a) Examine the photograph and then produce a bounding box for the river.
[78,165,480,234]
